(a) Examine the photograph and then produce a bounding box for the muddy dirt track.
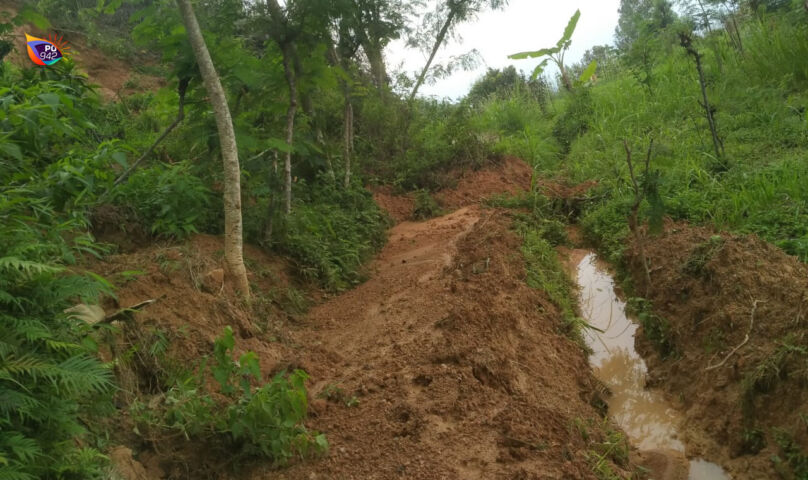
[267,204,628,479]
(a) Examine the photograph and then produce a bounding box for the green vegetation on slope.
[4,0,808,476]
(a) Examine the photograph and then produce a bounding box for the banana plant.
[509,9,596,91]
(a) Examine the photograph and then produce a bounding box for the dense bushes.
[0,193,114,480]
[0,60,118,479]
[273,181,388,290]
[112,162,214,239]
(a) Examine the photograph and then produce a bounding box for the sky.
[387,0,622,100]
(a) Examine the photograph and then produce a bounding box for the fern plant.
[131,327,327,466]
[0,190,114,479]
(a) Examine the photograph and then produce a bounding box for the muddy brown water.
[573,252,730,480]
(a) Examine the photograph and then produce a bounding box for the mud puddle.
[573,252,730,480]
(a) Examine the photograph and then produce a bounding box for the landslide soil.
[625,222,808,479]
[96,159,637,479]
[270,207,626,480]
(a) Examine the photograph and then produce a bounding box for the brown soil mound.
[373,156,533,223]
[626,222,808,479]
[372,186,415,224]
[261,207,635,479]
[435,156,533,209]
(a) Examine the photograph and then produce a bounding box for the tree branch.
[105,77,190,194]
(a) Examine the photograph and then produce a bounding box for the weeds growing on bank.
[130,327,326,467]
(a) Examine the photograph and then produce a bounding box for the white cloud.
[387,0,621,100]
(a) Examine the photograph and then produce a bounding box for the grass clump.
[772,426,808,479]
[626,297,676,358]
[274,184,388,291]
[573,417,634,480]
[520,225,582,338]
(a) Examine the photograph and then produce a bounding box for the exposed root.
[705,299,761,371]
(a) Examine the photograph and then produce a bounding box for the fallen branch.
[102,296,164,323]
[705,299,761,371]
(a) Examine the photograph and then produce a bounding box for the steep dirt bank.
[270,206,633,479]
[625,223,808,479]
[92,158,640,478]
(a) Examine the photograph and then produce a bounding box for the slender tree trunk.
[408,7,457,102]
[343,98,353,188]
[364,42,387,91]
[680,33,723,159]
[280,45,297,215]
[730,14,743,53]
[176,0,249,298]
[558,62,573,91]
[695,52,723,159]
[293,52,334,182]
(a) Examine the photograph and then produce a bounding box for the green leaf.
[558,9,581,48]
[508,47,559,60]
[578,60,598,84]
[0,142,22,161]
[111,151,128,168]
[530,59,550,80]
[315,433,328,451]
[17,6,50,30]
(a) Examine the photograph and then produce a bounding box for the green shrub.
[113,162,213,239]
[519,223,582,337]
[412,190,443,220]
[772,427,808,478]
[275,183,387,290]
[552,90,594,153]
[132,327,326,465]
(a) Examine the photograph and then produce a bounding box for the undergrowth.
[131,327,326,466]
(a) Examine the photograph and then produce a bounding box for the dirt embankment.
[270,205,632,479]
[626,223,808,479]
[373,156,533,223]
[97,158,638,479]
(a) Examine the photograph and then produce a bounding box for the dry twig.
[705,299,762,371]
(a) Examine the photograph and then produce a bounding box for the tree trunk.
[281,45,297,215]
[343,98,354,188]
[175,0,249,298]
[408,7,457,102]
[364,42,388,91]
[695,51,723,159]
[558,62,573,91]
[695,0,723,73]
